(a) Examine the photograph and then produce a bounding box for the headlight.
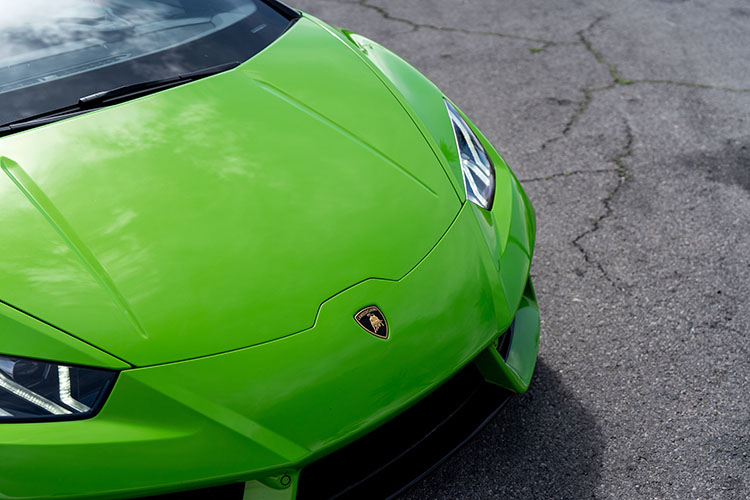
[445,99,496,210]
[0,355,116,422]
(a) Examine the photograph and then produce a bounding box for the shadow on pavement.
[403,358,604,499]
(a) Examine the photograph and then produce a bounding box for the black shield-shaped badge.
[354,306,389,339]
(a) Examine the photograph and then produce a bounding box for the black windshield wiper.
[78,61,241,107]
[0,61,240,137]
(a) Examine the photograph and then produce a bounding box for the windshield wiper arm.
[0,61,240,137]
[78,61,240,106]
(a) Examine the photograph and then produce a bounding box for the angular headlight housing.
[0,355,116,422]
[445,99,496,210]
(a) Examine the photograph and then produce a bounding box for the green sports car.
[0,1,539,498]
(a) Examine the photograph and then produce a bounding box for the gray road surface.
[292,1,750,498]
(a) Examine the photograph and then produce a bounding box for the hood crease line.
[0,156,149,340]
[254,79,438,198]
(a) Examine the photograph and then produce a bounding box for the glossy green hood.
[0,18,460,366]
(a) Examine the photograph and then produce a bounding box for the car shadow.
[402,357,604,499]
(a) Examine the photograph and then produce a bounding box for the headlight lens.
[445,99,496,210]
[0,355,116,422]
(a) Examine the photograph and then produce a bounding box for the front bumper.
[0,178,538,500]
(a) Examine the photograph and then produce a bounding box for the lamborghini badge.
[354,306,389,339]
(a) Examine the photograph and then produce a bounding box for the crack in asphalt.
[579,17,633,86]
[337,2,750,93]
[540,19,743,289]
[628,79,750,93]
[518,168,613,183]
[558,17,622,141]
[545,17,635,289]
[564,18,749,138]
[353,0,571,46]
[571,118,633,290]
[334,0,750,94]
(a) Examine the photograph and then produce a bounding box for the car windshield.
[0,0,296,126]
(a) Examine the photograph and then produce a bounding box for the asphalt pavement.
[292,1,750,498]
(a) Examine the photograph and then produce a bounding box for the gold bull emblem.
[354,306,389,339]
